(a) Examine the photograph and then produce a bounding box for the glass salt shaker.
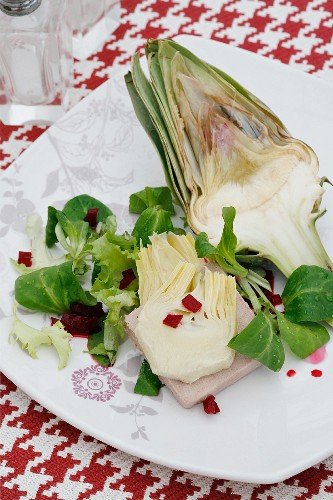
[69,0,121,61]
[0,0,73,125]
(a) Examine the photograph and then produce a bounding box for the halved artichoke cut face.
[163,46,321,245]
[126,39,332,277]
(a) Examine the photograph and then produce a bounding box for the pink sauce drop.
[311,369,322,378]
[286,369,296,377]
[306,346,327,364]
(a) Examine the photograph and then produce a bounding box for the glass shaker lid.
[0,0,42,16]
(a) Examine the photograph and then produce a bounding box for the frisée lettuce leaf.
[10,306,72,369]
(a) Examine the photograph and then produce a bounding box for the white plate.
[1,35,333,484]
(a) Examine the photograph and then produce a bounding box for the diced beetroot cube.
[60,314,101,334]
[265,269,274,290]
[50,317,58,326]
[202,395,220,414]
[18,251,32,267]
[264,290,283,307]
[163,314,183,328]
[84,208,99,228]
[263,270,282,306]
[70,301,104,317]
[119,268,136,290]
[182,294,202,313]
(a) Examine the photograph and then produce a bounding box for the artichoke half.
[125,39,332,277]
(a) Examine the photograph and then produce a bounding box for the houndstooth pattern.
[1,0,333,173]
[1,1,333,498]
[2,375,333,499]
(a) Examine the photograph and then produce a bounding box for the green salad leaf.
[62,194,113,225]
[195,206,270,312]
[87,330,110,367]
[87,323,122,367]
[228,310,285,372]
[132,207,174,247]
[46,194,113,247]
[90,233,138,292]
[134,359,163,396]
[92,288,138,323]
[277,313,329,359]
[89,226,139,364]
[129,186,175,214]
[102,321,124,366]
[15,261,96,314]
[10,317,51,358]
[282,265,333,323]
[45,206,59,247]
[41,322,72,369]
[55,211,90,264]
[195,207,248,277]
[10,313,72,369]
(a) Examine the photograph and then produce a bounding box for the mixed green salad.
[9,38,333,398]
[10,187,333,395]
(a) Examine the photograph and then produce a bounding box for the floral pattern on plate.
[72,364,122,402]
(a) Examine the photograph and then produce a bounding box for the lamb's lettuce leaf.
[282,265,333,323]
[62,194,113,224]
[129,186,175,214]
[46,194,113,248]
[277,313,329,359]
[228,310,285,371]
[132,207,174,247]
[134,359,162,396]
[15,261,96,314]
[195,207,248,277]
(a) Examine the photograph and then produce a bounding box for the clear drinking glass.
[69,0,121,60]
[0,0,73,125]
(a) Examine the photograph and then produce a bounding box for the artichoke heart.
[125,38,333,277]
[135,261,237,383]
[137,232,203,304]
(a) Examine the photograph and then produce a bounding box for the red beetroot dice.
[119,268,136,290]
[163,314,183,328]
[70,301,104,318]
[182,294,202,313]
[263,270,282,306]
[18,251,32,267]
[203,395,220,414]
[84,207,99,228]
[264,290,283,307]
[60,314,101,335]
[50,317,58,326]
[265,269,274,290]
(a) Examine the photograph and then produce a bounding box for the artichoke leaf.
[128,53,190,207]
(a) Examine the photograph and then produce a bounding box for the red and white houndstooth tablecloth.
[1,1,333,498]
